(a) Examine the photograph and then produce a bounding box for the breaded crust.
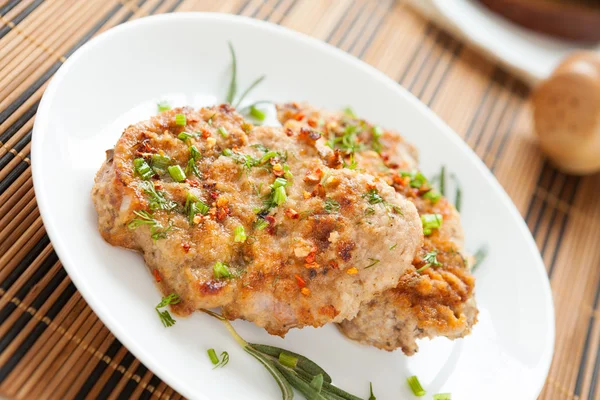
[277,103,477,353]
[92,105,423,335]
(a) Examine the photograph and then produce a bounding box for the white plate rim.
[31,12,555,399]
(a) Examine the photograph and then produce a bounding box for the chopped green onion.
[214,351,229,369]
[254,218,269,231]
[278,352,298,368]
[260,151,279,164]
[213,262,232,279]
[400,170,428,188]
[190,145,201,161]
[363,189,384,205]
[157,101,171,112]
[217,126,228,137]
[433,393,451,400]
[223,148,233,156]
[226,42,237,104]
[168,165,186,182]
[234,226,247,243]
[407,376,426,397]
[283,165,293,181]
[343,106,357,118]
[196,201,210,215]
[423,189,442,204]
[421,213,443,236]
[186,158,201,179]
[249,105,266,121]
[368,382,376,400]
[272,177,287,188]
[207,348,219,365]
[186,193,210,225]
[133,158,153,180]
[272,186,287,206]
[178,131,194,141]
[175,113,186,126]
[151,154,171,171]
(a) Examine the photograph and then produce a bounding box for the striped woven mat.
[0,0,599,399]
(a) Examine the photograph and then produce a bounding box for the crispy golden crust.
[277,103,477,353]
[92,105,423,335]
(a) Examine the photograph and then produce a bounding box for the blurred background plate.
[407,0,600,85]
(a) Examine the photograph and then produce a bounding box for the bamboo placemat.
[0,0,598,399]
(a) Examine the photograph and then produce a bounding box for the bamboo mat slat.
[0,0,598,399]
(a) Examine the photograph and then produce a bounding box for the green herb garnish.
[471,245,488,271]
[128,210,172,240]
[175,113,186,126]
[208,349,229,369]
[178,131,195,141]
[279,352,298,369]
[433,393,451,400]
[185,193,209,225]
[368,382,376,400]
[417,250,442,273]
[217,126,228,137]
[213,261,232,279]
[168,165,186,182]
[371,126,383,153]
[365,258,380,269]
[151,154,171,172]
[343,106,357,118]
[234,226,247,243]
[226,42,238,104]
[157,101,171,112]
[250,105,266,122]
[235,75,266,108]
[423,189,442,204]
[389,243,397,250]
[421,213,442,235]
[133,158,153,180]
[155,293,181,327]
[407,375,426,397]
[363,189,384,205]
[324,198,340,214]
[140,181,176,211]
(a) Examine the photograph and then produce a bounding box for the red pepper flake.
[200,127,212,138]
[305,251,316,264]
[285,208,299,219]
[209,191,219,200]
[307,118,318,128]
[285,128,294,137]
[328,260,339,270]
[185,179,199,187]
[305,261,319,269]
[154,182,163,190]
[294,112,305,121]
[265,215,276,235]
[182,243,191,253]
[216,205,229,221]
[304,168,323,184]
[187,115,199,123]
[153,269,162,282]
[295,274,306,288]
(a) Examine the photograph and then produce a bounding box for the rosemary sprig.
[200,309,363,400]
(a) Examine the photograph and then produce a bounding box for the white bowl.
[32,13,553,400]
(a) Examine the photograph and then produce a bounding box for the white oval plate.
[32,13,553,400]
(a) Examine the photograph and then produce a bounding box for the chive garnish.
[155,293,181,327]
[151,154,171,171]
[213,261,232,279]
[207,348,219,365]
[421,213,443,235]
[250,105,266,122]
[279,353,298,369]
[217,126,228,137]
[365,258,380,269]
[254,218,269,231]
[128,210,172,241]
[440,165,446,196]
[433,393,451,400]
[324,198,340,214]
[234,226,247,243]
[371,125,383,153]
[235,75,266,108]
[175,113,186,126]
[417,250,442,273]
[423,189,442,204]
[140,181,176,211]
[190,145,201,161]
[157,101,171,112]
[343,106,357,118]
[133,158,153,180]
[226,41,237,104]
[407,375,426,397]
[178,131,194,141]
[471,245,488,271]
[389,243,397,250]
[167,165,186,182]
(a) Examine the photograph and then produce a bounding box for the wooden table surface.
[0,1,599,399]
